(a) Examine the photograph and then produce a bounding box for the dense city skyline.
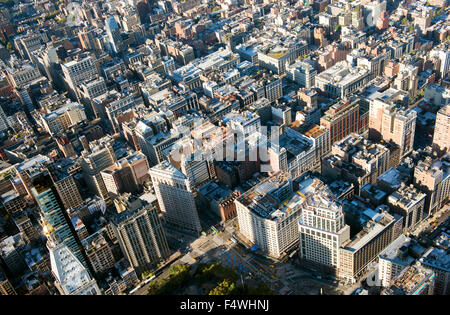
[0,0,448,298]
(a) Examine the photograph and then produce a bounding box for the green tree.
[168,264,190,276]
[401,17,409,25]
[6,42,12,51]
[141,271,154,279]
[209,279,236,295]
[148,264,191,295]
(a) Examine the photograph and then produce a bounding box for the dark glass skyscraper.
[31,169,91,271]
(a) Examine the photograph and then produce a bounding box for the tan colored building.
[82,231,115,274]
[149,161,201,233]
[381,105,416,157]
[54,175,83,210]
[330,133,390,185]
[414,157,448,215]
[433,105,450,153]
[298,178,351,273]
[236,172,303,259]
[101,159,139,198]
[113,200,170,276]
[0,269,16,295]
[387,184,426,232]
[81,138,117,205]
[320,98,360,145]
[303,125,331,172]
[338,210,403,283]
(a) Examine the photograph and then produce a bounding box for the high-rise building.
[380,106,416,158]
[235,172,303,258]
[47,232,102,295]
[286,60,317,88]
[298,184,351,273]
[0,267,16,295]
[387,183,426,232]
[338,209,403,283]
[268,127,317,179]
[315,61,370,98]
[303,125,331,171]
[61,55,99,98]
[82,230,115,275]
[101,159,139,198]
[105,16,122,54]
[47,162,83,210]
[363,0,387,27]
[31,170,88,269]
[414,157,449,215]
[14,215,39,243]
[320,98,360,145]
[331,133,390,185]
[366,88,416,157]
[419,247,450,295]
[81,138,117,205]
[149,161,202,233]
[430,46,450,79]
[433,105,450,153]
[392,64,419,98]
[112,198,170,276]
[378,235,415,287]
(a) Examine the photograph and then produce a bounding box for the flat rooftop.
[237,172,303,221]
[378,235,415,266]
[342,211,396,252]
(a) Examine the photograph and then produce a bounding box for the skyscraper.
[105,16,122,54]
[298,186,351,273]
[113,197,170,276]
[81,138,117,205]
[149,161,202,233]
[381,106,416,158]
[31,169,89,270]
[433,105,450,153]
[82,230,115,275]
[234,172,303,258]
[61,55,99,99]
[46,228,102,295]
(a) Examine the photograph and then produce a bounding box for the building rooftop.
[377,167,405,189]
[48,241,95,295]
[198,182,233,203]
[379,235,415,266]
[420,247,450,272]
[272,128,314,161]
[150,160,186,179]
[341,210,397,252]
[237,171,304,221]
[388,184,426,210]
[316,61,369,87]
[383,264,435,295]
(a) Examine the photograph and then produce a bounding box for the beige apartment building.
[149,161,202,233]
[338,210,403,283]
[433,105,450,153]
[387,184,426,232]
[235,172,303,259]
